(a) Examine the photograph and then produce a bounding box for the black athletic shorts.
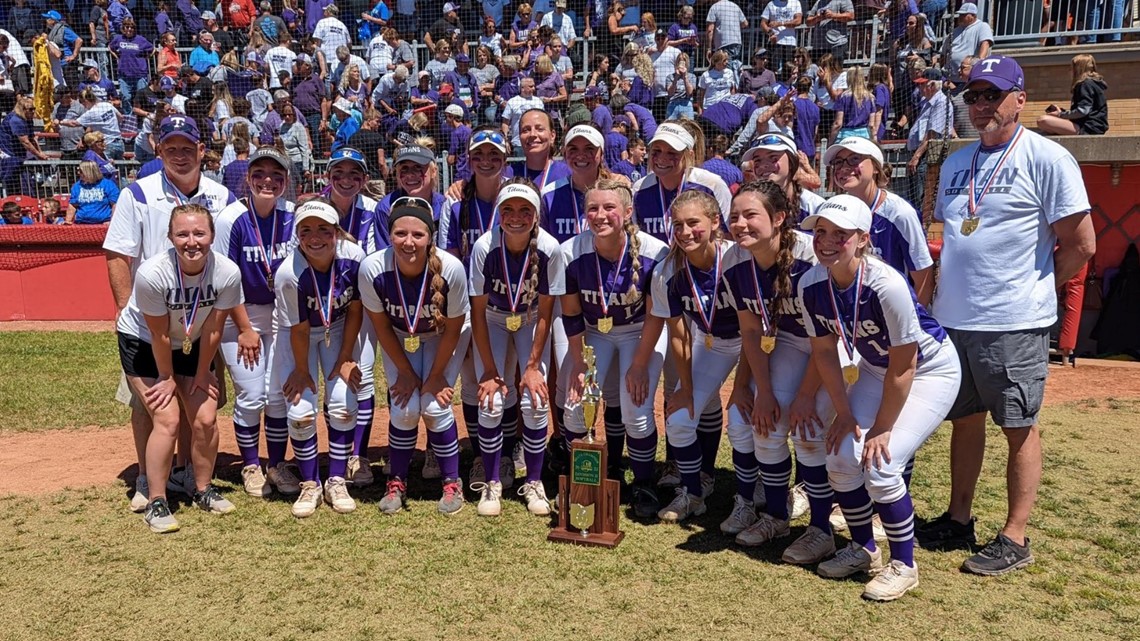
[118,331,213,379]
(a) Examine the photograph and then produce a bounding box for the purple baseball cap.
[967,56,1025,92]
[159,115,200,144]
[584,86,602,99]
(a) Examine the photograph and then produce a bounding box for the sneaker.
[817,542,884,579]
[469,458,486,485]
[782,525,837,565]
[657,461,681,488]
[323,477,357,514]
[267,462,302,495]
[960,534,1034,576]
[734,512,791,547]
[241,464,271,497]
[144,497,180,534]
[657,488,707,523]
[917,511,977,550]
[631,481,660,520]
[829,505,847,532]
[379,479,407,515]
[700,471,715,499]
[193,485,236,514]
[130,476,150,513]
[473,481,503,516]
[346,456,374,488]
[518,480,552,516]
[863,560,920,601]
[753,483,767,510]
[291,480,323,518]
[499,456,516,490]
[422,450,441,480]
[719,494,758,535]
[788,483,809,520]
[166,464,195,497]
[512,441,527,477]
[438,478,465,515]
[872,514,887,541]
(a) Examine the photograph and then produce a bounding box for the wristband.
[563,313,585,337]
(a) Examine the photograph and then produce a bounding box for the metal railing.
[986,0,1138,46]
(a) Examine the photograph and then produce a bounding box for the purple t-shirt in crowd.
[794,95,821,160]
[109,35,155,81]
[223,160,251,200]
[702,158,743,190]
[874,83,891,140]
[835,93,874,129]
[623,103,657,141]
[592,104,612,132]
[604,131,628,169]
[449,123,472,181]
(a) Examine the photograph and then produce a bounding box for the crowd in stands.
[0,0,1115,224]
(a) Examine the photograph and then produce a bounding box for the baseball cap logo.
[979,58,1001,73]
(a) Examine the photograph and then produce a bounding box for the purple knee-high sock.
[463,403,481,456]
[800,463,833,533]
[264,416,289,467]
[877,493,916,567]
[903,456,915,488]
[233,421,261,467]
[675,440,703,497]
[758,456,793,519]
[328,423,353,479]
[523,426,546,483]
[427,422,461,480]
[626,432,658,484]
[604,405,625,466]
[478,424,503,482]
[665,439,677,464]
[731,448,759,501]
[353,396,375,457]
[291,431,320,483]
[835,486,877,552]
[795,458,804,485]
[387,423,417,480]
[501,403,519,455]
[697,406,723,476]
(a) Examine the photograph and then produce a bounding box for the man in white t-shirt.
[312,5,351,77]
[500,76,544,149]
[920,56,1095,577]
[761,0,802,73]
[705,0,748,70]
[103,115,237,511]
[937,3,993,82]
[265,34,297,89]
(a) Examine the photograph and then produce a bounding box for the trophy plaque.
[548,344,624,548]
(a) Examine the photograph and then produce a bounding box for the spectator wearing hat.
[905,66,953,211]
[936,3,992,81]
[444,53,482,119]
[425,3,468,56]
[583,85,612,132]
[330,97,364,151]
[44,10,84,88]
[444,103,472,181]
[78,58,119,105]
[108,19,153,109]
[739,48,777,100]
[605,114,631,168]
[650,28,682,122]
[541,0,581,52]
[411,70,440,109]
[201,11,235,54]
[761,0,803,73]
[313,4,352,77]
[436,83,470,137]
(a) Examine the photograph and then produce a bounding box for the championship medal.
[175,258,207,359]
[963,126,1025,240]
[828,262,866,387]
[309,263,336,350]
[597,316,614,333]
[396,264,431,355]
[404,335,421,353]
[761,335,776,353]
[843,364,860,385]
[499,231,531,333]
[594,234,628,336]
[750,261,777,356]
[687,243,724,353]
[182,336,192,355]
[506,314,523,332]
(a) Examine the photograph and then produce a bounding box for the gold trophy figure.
[580,344,601,441]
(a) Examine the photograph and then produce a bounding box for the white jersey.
[869,189,933,275]
[933,127,1090,331]
[265,45,297,88]
[313,17,351,74]
[358,248,470,335]
[117,248,243,343]
[103,172,236,270]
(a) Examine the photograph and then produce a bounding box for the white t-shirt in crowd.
[762,0,804,47]
[699,68,736,109]
[265,45,297,89]
[117,248,243,343]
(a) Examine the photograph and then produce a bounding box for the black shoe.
[546,439,569,475]
[631,481,659,520]
[961,534,1034,576]
[917,511,977,550]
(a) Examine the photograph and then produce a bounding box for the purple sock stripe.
[327,425,353,479]
[387,423,418,480]
[731,448,759,501]
[291,434,320,483]
[427,423,461,480]
[758,457,793,519]
[233,421,262,467]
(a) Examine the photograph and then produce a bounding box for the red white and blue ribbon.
[395,266,430,334]
[308,264,336,332]
[246,201,279,286]
[499,231,531,314]
[686,242,723,336]
[749,260,773,335]
[658,171,688,241]
[967,125,1025,217]
[176,259,208,340]
[593,234,628,319]
[827,261,865,363]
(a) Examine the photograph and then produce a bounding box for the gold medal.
[842,364,860,385]
[597,316,613,334]
[324,328,331,347]
[506,314,522,332]
[704,334,714,349]
[404,335,421,353]
[181,336,192,355]
[761,335,776,354]
[961,217,979,236]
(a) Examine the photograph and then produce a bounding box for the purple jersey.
[631,167,733,242]
[275,240,364,328]
[539,176,588,244]
[331,194,379,249]
[469,227,567,312]
[835,93,875,129]
[371,190,447,254]
[591,104,612,132]
[561,230,669,328]
[724,231,817,338]
[440,194,499,260]
[701,157,743,190]
[650,239,745,339]
[215,199,297,305]
[358,248,470,335]
[799,258,947,372]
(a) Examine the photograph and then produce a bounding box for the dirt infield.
[2,359,1139,496]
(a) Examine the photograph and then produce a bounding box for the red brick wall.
[1021,58,1140,135]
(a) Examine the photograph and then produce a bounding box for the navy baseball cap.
[327,147,368,171]
[913,67,945,84]
[160,76,175,91]
[455,53,471,64]
[158,115,200,144]
[395,145,435,166]
[967,56,1024,91]
[43,10,63,20]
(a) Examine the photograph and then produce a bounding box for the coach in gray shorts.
[919,56,1095,576]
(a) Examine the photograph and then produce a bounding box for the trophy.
[548,344,624,548]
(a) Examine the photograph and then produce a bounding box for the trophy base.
[546,528,625,548]
[547,474,624,549]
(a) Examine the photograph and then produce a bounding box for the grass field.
[1,334,1139,640]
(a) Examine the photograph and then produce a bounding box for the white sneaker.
[657,488,706,523]
[518,480,552,516]
[346,456,374,487]
[829,506,887,540]
[469,458,486,485]
[499,456,516,490]
[323,477,356,514]
[700,471,714,499]
[512,441,527,477]
[657,461,681,487]
[474,481,503,516]
[422,450,441,480]
[241,464,271,497]
[782,525,837,565]
[720,494,758,535]
[862,560,919,601]
[130,476,150,513]
[789,483,809,520]
[734,512,791,547]
[292,480,323,518]
[753,483,767,509]
[872,514,887,540]
[267,462,301,495]
[817,542,884,579]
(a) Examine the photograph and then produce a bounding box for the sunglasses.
[962,88,1008,105]
[755,134,791,148]
[393,196,432,210]
[828,154,866,168]
[471,130,507,146]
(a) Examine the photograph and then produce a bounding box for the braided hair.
[733,180,797,327]
[585,178,642,303]
[427,242,447,333]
